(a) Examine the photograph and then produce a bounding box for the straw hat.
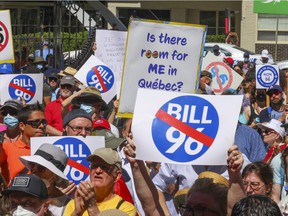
[198,171,229,187]
[173,188,189,210]
[58,66,78,77]
[33,56,47,65]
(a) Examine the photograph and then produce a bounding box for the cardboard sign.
[31,136,105,185]
[202,52,243,94]
[74,55,116,104]
[0,74,43,104]
[0,10,14,63]
[95,29,127,83]
[132,88,242,165]
[118,18,207,118]
[256,64,279,89]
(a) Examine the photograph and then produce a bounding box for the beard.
[60,89,73,98]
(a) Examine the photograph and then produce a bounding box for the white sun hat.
[20,143,68,180]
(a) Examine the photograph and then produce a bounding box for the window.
[200,11,235,35]
[257,14,288,42]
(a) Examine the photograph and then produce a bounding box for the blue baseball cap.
[0,63,12,74]
[266,85,283,96]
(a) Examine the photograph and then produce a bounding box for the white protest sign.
[119,18,207,118]
[256,64,279,89]
[31,136,105,185]
[74,55,116,104]
[95,29,127,83]
[132,88,242,165]
[0,74,43,104]
[0,10,14,64]
[202,52,243,94]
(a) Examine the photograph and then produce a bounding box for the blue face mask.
[4,114,19,129]
[37,64,43,70]
[80,103,93,114]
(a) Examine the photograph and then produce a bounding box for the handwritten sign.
[0,10,14,64]
[132,88,242,165]
[118,18,207,118]
[202,52,243,94]
[0,74,43,104]
[95,29,127,84]
[31,136,105,185]
[74,55,116,104]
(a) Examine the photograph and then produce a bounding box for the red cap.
[224,57,234,67]
[93,118,111,130]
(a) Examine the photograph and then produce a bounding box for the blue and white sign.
[256,64,279,89]
[75,55,116,104]
[0,74,43,104]
[31,136,105,185]
[132,88,242,165]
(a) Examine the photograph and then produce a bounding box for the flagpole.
[275,15,279,61]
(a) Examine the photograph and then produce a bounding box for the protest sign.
[132,88,242,165]
[0,74,43,104]
[202,52,243,94]
[118,18,207,118]
[256,64,279,89]
[95,29,127,83]
[0,10,14,64]
[31,136,105,185]
[74,55,116,104]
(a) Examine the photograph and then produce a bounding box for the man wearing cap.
[64,147,136,216]
[212,45,226,59]
[63,108,93,137]
[2,174,48,215]
[260,49,269,65]
[47,72,60,101]
[44,75,77,136]
[198,70,213,95]
[259,85,286,123]
[20,143,72,215]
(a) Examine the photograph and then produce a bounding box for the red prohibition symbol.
[0,21,9,52]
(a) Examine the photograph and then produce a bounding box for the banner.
[118,18,207,118]
[0,10,14,63]
[0,74,43,104]
[254,0,288,15]
[132,89,242,165]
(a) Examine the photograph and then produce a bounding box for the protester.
[212,45,226,59]
[259,49,270,65]
[63,147,137,215]
[19,143,71,215]
[198,70,213,95]
[2,173,48,216]
[45,75,77,136]
[231,195,282,216]
[47,72,60,101]
[0,103,46,182]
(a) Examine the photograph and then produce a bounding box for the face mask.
[12,206,37,216]
[80,103,93,114]
[4,114,19,129]
[244,58,249,63]
[36,64,43,70]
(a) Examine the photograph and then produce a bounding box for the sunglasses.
[267,90,281,97]
[49,78,58,82]
[261,129,275,136]
[26,119,47,128]
[90,163,116,173]
[61,84,73,89]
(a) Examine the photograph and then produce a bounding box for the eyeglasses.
[267,90,281,97]
[67,124,93,134]
[243,181,265,191]
[261,129,275,136]
[26,119,47,128]
[179,204,220,216]
[90,163,115,173]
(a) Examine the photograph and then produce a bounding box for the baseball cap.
[224,57,234,67]
[2,174,48,199]
[258,119,285,138]
[0,100,23,113]
[243,52,250,58]
[48,72,59,80]
[63,109,92,127]
[87,147,122,169]
[60,75,75,86]
[92,129,125,149]
[261,49,269,58]
[93,118,111,130]
[266,85,283,96]
[0,63,13,74]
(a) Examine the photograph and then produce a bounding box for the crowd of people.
[0,35,287,216]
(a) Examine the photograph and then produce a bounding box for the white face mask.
[12,206,37,216]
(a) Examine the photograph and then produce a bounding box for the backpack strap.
[116,198,125,209]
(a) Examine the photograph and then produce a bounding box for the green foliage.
[13,31,89,53]
[206,35,226,43]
